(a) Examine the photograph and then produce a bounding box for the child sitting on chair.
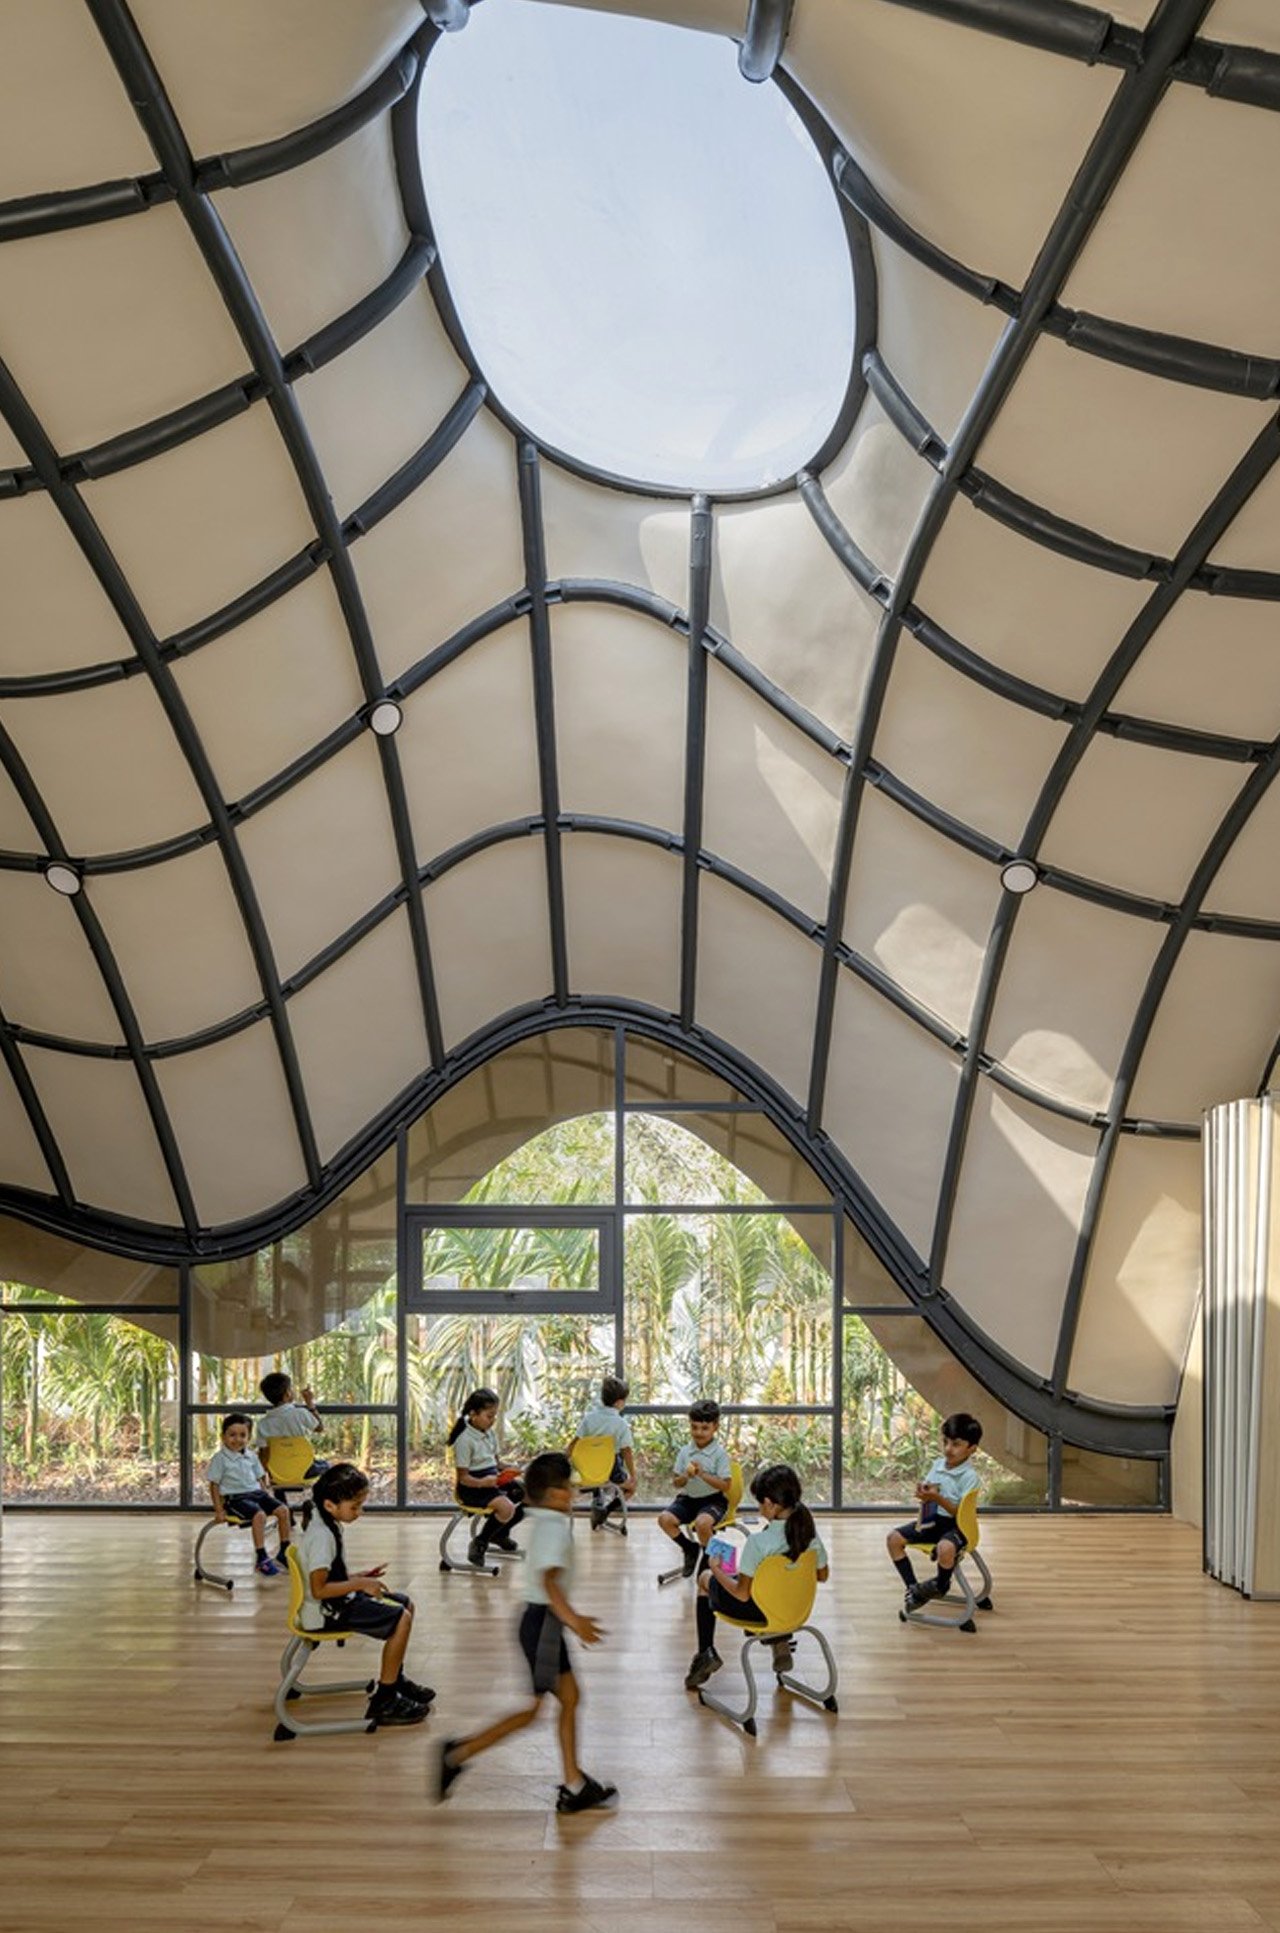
[296,1462,433,1728]
[887,1411,983,1611]
[568,1374,637,1528]
[657,1398,732,1576]
[687,1462,828,1689]
[255,1370,329,1486]
[449,1386,525,1565]
[206,1412,293,1577]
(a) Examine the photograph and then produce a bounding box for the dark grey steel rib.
[862,351,946,465]
[193,46,419,190]
[740,0,796,83]
[962,470,1165,579]
[344,380,485,537]
[679,498,713,1028]
[0,998,75,1207]
[1174,37,1280,110]
[0,172,171,244]
[516,440,569,1005]
[876,0,1135,66]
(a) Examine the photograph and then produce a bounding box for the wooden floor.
[1,1512,1278,1932]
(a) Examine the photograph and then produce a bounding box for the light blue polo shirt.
[256,1401,322,1439]
[738,1516,829,1578]
[577,1403,633,1450]
[924,1453,980,1516]
[453,1421,501,1476]
[524,1507,574,1607]
[206,1446,268,1497]
[675,1436,731,1498]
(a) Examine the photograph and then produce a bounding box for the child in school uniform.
[886,1411,983,1610]
[434,1451,617,1814]
[688,1462,829,1689]
[206,1412,292,1577]
[448,1386,525,1565]
[656,1397,732,1576]
[296,1461,433,1728]
[255,1370,329,1485]
[568,1374,637,1528]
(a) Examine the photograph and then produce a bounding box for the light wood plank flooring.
[1,1513,1278,1932]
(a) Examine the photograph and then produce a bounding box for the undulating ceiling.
[1,0,1276,1456]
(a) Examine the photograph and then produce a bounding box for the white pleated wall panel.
[552,602,684,832]
[1070,1134,1203,1408]
[288,909,430,1162]
[426,839,554,1051]
[0,876,123,1045]
[945,1089,1098,1379]
[239,736,403,980]
[1115,596,1280,743]
[82,405,316,641]
[0,1062,54,1197]
[0,0,157,197]
[539,465,690,609]
[822,969,961,1260]
[701,662,842,923]
[0,492,136,680]
[397,621,540,859]
[23,1046,179,1225]
[154,1025,309,1227]
[563,833,681,1015]
[1129,933,1280,1122]
[873,233,1005,446]
[842,789,1001,1040]
[694,875,819,1105]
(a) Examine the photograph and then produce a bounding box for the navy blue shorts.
[518,1602,571,1695]
[894,1515,968,1554]
[708,1576,765,1626]
[322,1588,411,1642]
[224,1490,283,1522]
[666,1491,728,1528]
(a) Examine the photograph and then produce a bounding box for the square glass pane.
[417,1222,604,1300]
[627,1410,832,1506]
[404,1309,616,1500]
[624,1211,833,1405]
[1,1309,178,1502]
[0,1214,179,1305]
[842,1314,1048,1505]
[1061,1443,1161,1507]
[191,1412,398,1504]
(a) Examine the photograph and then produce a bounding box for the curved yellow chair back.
[571,1434,617,1487]
[284,1545,347,1642]
[730,1549,819,1636]
[723,1459,745,1530]
[954,1486,981,1552]
[264,1435,316,1487]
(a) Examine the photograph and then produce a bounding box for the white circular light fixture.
[368,699,404,738]
[1000,859,1040,896]
[43,861,83,897]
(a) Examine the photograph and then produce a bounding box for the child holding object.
[886,1411,983,1611]
[206,1412,292,1577]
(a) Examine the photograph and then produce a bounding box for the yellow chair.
[193,1509,282,1592]
[658,1458,745,1587]
[258,1433,322,1518]
[273,1547,376,1741]
[438,1489,526,1578]
[898,1487,994,1634]
[698,1548,838,1736]
[571,1433,628,1538]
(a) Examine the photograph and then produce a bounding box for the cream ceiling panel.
[874,233,1005,447]
[1064,91,1280,355]
[353,410,525,681]
[694,874,818,1106]
[945,1090,1098,1380]
[1113,595,1280,742]
[0,211,248,454]
[0,0,156,197]
[83,405,315,641]
[842,789,1001,1040]
[702,663,843,923]
[0,874,123,1044]
[525,0,741,30]
[398,622,540,859]
[289,909,430,1163]
[1039,736,1246,904]
[0,415,25,469]
[171,573,365,805]
[540,465,690,607]
[553,603,684,832]
[987,890,1164,1115]
[0,679,207,856]
[0,492,133,680]
[1208,457,1280,573]
[978,334,1273,560]
[293,292,468,520]
[128,0,419,153]
[0,769,37,853]
[239,736,402,982]
[563,833,681,1016]
[874,637,1067,850]
[0,1060,53,1197]
[916,496,1151,700]
[153,1024,308,1228]
[1129,931,1280,1121]
[1202,785,1280,925]
[820,397,935,585]
[709,485,881,745]
[426,840,554,1051]
[787,0,1118,290]
[1068,1135,1202,1407]
[23,1046,179,1225]
[1204,0,1280,45]
[217,119,409,351]
[88,847,263,1045]
[823,970,960,1261]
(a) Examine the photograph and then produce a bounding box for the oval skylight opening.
[420,0,856,492]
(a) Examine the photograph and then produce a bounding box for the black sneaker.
[604,1495,624,1518]
[904,1580,939,1612]
[467,1535,488,1566]
[589,1496,607,1531]
[367,1690,427,1727]
[766,1636,796,1675]
[556,1774,618,1814]
[681,1539,700,1578]
[491,1531,520,1553]
[398,1675,436,1709]
[684,1648,722,1690]
[434,1738,465,1802]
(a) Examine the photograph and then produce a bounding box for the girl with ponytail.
[685,1463,829,1690]
[449,1388,525,1565]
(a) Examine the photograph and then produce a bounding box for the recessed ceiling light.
[368,699,404,737]
[43,862,82,897]
[1000,859,1039,896]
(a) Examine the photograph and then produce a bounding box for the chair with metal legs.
[273,1548,376,1741]
[898,1488,993,1634]
[572,1433,629,1537]
[697,1549,838,1737]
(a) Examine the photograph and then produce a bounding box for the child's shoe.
[680,1537,701,1578]
[684,1647,722,1690]
[765,1635,796,1675]
[434,1739,465,1802]
[556,1774,618,1813]
[589,1492,607,1531]
[467,1534,488,1566]
[491,1530,520,1553]
[255,1553,282,1577]
[398,1674,436,1709]
[904,1579,940,1611]
[366,1687,426,1728]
